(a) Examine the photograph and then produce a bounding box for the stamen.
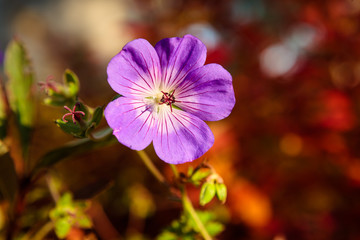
[159,90,177,112]
[38,75,59,93]
[62,104,85,124]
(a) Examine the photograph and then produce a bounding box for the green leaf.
[191,211,224,237]
[205,221,224,236]
[215,183,227,204]
[4,39,35,160]
[50,192,92,239]
[56,119,86,138]
[156,231,178,240]
[64,69,79,97]
[90,106,104,127]
[58,192,73,207]
[199,182,216,206]
[158,210,224,239]
[49,208,64,220]
[42,69,81,107]
[187,166,194,177]
[75,102,89,121]
[54,218,71,239]
[191,169,211,183]
[111,94,123,101]
[44,96,69,107]
[77,214,92,228]
[189,168,211,187]
[4,39,34,128]
[31,127,115,175]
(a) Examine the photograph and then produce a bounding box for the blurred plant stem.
[20,222,54,240]
[32,222,54,240]
[136,150,166,184]
[136,150,212,240]
[45,173,59,203]
[30,127,116,179]
[170,164,213,240]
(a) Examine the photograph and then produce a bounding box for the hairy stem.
[32,222,54,240]
[136,150,166,185]
[182,190,212,240]
[170,164,212,240]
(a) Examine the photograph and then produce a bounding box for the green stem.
[170,164,179,179]
[32,222,54,240]
[45,173,59,203]
[20,221,54,240]
[170,164,212,240]
[136,155,212,239]
[86,126,113,142]
[136,150,166,185]
[182,190,212,240]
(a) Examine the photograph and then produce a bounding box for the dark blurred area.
[2,0,360,239]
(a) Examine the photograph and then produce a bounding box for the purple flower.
[104,35,235,164]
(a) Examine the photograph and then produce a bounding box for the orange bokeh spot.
[228,179,272,228]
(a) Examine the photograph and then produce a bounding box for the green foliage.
[4,38,35,128]
[4,38,35,156]
[55,103,105,139]
[199,180,228,206]
[186,164,228,206]
[63,69,80,97]
[111,94,123,101]
[85,106,105,136]
[215,183,227,204]
[43,69,80,107]
[31,127,115,175]
[199,182,216,206]
[194,211,224,236]
[56,119,86,138]
[75,102,90,121]
[157,210,224,240]
[187,167,211,186]
[49,192,92,239]
[43,69,105,139]
[90,106,104,128]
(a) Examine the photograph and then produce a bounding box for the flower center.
[159,90,176,112]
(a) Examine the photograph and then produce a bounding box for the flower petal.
[176,63,235,121]
[107,39,161,98]
[154,35,206,90]
[104,97,156,150]
[153,108,214,164]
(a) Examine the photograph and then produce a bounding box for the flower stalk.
[136,150,166,185]
[170,164,213,240]
[136,151,213,240]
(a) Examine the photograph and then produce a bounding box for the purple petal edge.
[104,97,156,150]
[107,38,161,98]
[154,34,207,90]
[153,109,214,164]
[176,63,236,121]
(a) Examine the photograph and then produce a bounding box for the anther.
[159,90,176,112]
